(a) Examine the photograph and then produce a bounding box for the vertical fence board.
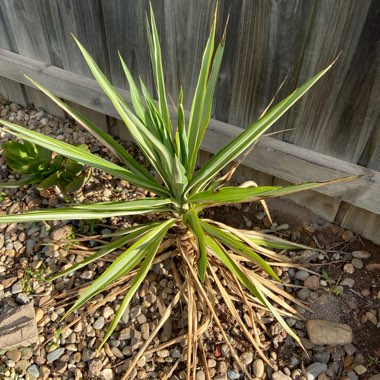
[272,178,341,223]
[0,0,66,112]
[283,0,374,162]
[46,0,110,77]
[336,204,380,244]
[0,77,27,106]
[101,0,153,91]
[65,101,109,133]
[0,2,27,105]
[23,87,65,116]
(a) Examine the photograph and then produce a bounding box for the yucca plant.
[0,5,353,379]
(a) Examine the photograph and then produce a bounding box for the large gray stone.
[306,319,352,345]
[0,303,38,349]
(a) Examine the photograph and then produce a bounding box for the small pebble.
[82,348,95,362]
[306,362,327,379]
[354,365,366,375]
[351,258,363,269]
[80,270,95,280]
[252,358,265,377]
[103,306,114,319]
[343,263,355,274]
[342,230,354,241]
[27,364,40,378]
[341,278,355,288]
[46,348,65,362]
[304,275,320,289]
[343,343,357,355]
[241,352,253,365]
[361,289,371,296]
[352,251,371,259]
[227,370,240,380]
[156,349,170,358]
[347,370,359,380]
[93,316,105,330]
[18,294,30,306]
[11,282,23,294]
[272,370,291,380]
[6,349,22,362]
[100,368,115,380]
[298,288,311,300]
[365,312,377,325]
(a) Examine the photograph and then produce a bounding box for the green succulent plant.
[0,140,91,194]
[0,5,353,378]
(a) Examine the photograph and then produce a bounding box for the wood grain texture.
[217,0,314,127]
[0,0,52,61]
[0,48,378,216]
[272,178,341,223]
[336,204,380,245]
[0,3,27,105]
[0,0,65,113]
[45,0,110,76]
[24,86,65,116]
[65,101,108,133]
[283,0,376,162]
[101,0,153,91]
[0,76,27,106]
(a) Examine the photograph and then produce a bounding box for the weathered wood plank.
[46,0,110,77]
[100,0,153,91]
[0,3,28,105]
[0,0,53,61]
[217,0,314,127]
[0,49,378,215]
[65,101,109,132]
[24,86,65,116]
[272,178,341,223]
[0,76,27,106]
[335,204,380,245]
[283,0,375,162]
[0,0,67,113]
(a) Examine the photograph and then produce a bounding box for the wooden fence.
[0,0,379,242]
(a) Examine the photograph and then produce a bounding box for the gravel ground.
[0,99,379,380]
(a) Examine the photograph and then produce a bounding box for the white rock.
[354,365,366,375]
[241,352,253,365]
[100,368,115,380]
[80,270,95,280]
